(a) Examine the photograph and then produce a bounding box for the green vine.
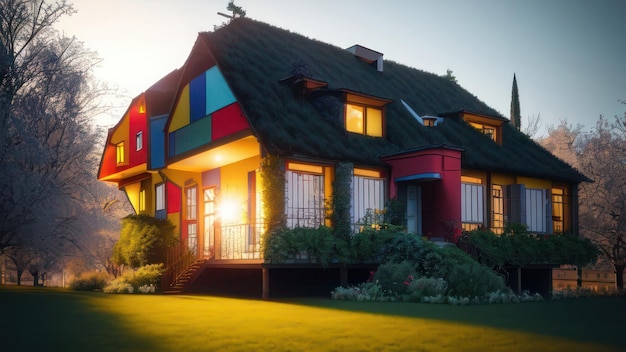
[330,162,352,241]
[261,154,286,234]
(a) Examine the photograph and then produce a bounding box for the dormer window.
[440,111,506,145]
[469,122,497,141]
[344,92,391,138]
[346,103,383,137]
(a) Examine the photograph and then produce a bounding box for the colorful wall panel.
[149,115,167,169]
[205,66,236,114]
[168,65,249,158]
[190,72,206,122]
[169,116,212,156]
[212,103,248,140]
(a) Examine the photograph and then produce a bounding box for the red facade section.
[212,103,249,140]
[128,104,148,167]
[167,182,181,214]
[383,147,462,237]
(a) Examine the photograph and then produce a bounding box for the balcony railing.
[212,223,263,260]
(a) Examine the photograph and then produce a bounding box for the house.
[98,18,588,298]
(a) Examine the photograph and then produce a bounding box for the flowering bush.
[103,278,134,293]
[102,264,163,294]
[331,282,397,302]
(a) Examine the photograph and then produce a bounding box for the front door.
[406,185,422,235]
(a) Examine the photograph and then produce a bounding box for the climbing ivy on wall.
[261,154,286,234]
[331,162,353,240]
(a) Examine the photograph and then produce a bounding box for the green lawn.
[0,286,624,352]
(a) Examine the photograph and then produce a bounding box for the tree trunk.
[16,268,23,286]
[615,264,625,291]
[32,269,39,286]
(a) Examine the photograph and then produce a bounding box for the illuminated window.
[116,142,125,164]
[136,131,143,151]
[285,170,325,228]
[139,189,146,212]
[186,186,197,251]
[186,187,197,220]
[526,188,546,233]
[352,174,385,232]
[492,185,504,234]
[462,181,484,231]
[552,188,564,233]
[345,103,383,137]
[469,122,497,141]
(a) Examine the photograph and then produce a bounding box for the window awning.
[395,172,441,182]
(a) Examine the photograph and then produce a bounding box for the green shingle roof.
[199,18,588,183]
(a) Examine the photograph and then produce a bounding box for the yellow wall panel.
[111,113,130,144]
[169,85,190,132]
[124,182,141,214]
[491,173,516,185]
[517,176,551,189]
[220,156,261,224]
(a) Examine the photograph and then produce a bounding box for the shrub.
[405,277,448,302]
[380,232,433,265]
[373,261,416,295]
[102,264,163,294]
[112,214,176,268]
[263,227,334,265]
[330,282,397,302]
[69,271,110,291]
[350,229,394,262]
[103,277,134,294]
[434,246,506,297]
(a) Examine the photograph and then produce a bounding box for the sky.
[55,0,626,136]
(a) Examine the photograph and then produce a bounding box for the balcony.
[206,223,264,260]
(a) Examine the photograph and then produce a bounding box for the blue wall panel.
[189,73,206,122]
[149,115,167,169]
[205,66,236,115]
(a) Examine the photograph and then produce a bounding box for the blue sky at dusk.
[57,0,626,136]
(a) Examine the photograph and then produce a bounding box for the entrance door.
[406,185,422,235]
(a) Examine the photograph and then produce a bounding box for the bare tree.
[578,115,626,290]
[0,0,128,283]
[522,114,543,139]
[538,119,584,169]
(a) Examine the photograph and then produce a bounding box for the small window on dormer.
[136,131,143,151]
[470,122,497,141]
[345,103,383,137]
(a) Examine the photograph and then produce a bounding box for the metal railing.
[162,242,197,289]
[215,223,263,260]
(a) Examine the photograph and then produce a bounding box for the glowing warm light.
[219,199,239,223]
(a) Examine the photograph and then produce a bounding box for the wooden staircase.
[163,259,205,294]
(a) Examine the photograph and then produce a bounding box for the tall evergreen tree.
[510,74,521,130]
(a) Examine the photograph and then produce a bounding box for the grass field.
[0,286,624,352]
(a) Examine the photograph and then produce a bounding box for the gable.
[167,65,250,159]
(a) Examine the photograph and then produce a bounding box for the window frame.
[139,189,146,213]
[285,166,326,229]
[351,172,385,231]
[136,131,143,151]
[116,141,125,165]
[461,182,485,231]
[345,102,384,137]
